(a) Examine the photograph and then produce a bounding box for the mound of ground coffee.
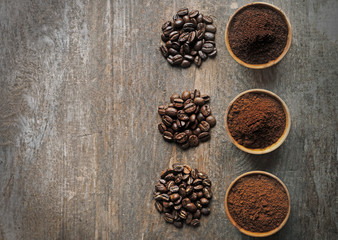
[227,92,286,149]
[228,5,288,64]
[227,174,289,233]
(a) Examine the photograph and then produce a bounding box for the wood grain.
[0,0,337,239]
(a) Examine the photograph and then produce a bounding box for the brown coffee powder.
[227,174,289,233]
[227,92,286,149]
[228,5,288,64]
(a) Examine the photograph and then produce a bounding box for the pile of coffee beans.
[160,8,217,68]
[158,90,216,149]
[154,163,213,228]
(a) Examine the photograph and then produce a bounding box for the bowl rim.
[225,2,293,69]
[224,170,291,237]
[224,89,291,154]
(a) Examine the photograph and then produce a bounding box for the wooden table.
[1,0,337,239]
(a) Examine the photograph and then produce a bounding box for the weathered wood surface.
[0,0,337,239]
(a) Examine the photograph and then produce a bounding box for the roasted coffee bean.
[200,198,209,206]
[177,110,189,121]
[167,128,174,135]
[201,42,214,53]
[193,178,202,185]
[191,169,198,179]
[163,131,174,142]
[198,50,208,60]
[175,175,183,184]
[193,210,201,219]
[184,99,193,106]
[201,105,211,117]
[184,129,193,138]
[197,22,206,30]
[190,50,198,56]
[165,40,173,48]
[174,18,184,29]
[163,26,173,36]
[196,191,204,199]
[199,121,210,132]
[165,173,175,181]
[164,213,174,223]
[196,13,203,23]
[174,203,182,210]
[184,103,196,114]
[193,128,202,136]
[160,45,169,57]
[183,165,191,174]
[181,59,191,68]
[155,183,168,192]
[174,195,182,205]
[196,29,205,40]
[204,32,215,40]
[189,10,199,18]
[188,31,196,42]
[194,97,205,106]
[208,49,217,57]
[159,179,166,184]
[183,15,190,23]
[202,179,211,187]
[195,201,203,209]
[201,94,210,102]
[191,219,200,227]
[198,132,210,142]
[173,165,184,173]
[182,197,191,207]
[178,32,189,43]
[162,21,172,30]
[185,185,194,196]
[161,33,169,42]
[165,107,178,117]
[179,187,186,197]
[189,114,196,123]
[155,193,170,202]
[185,203,197,213]
[203,187,212,199]
[197,172,208,179]
[172,210,179,220]
[179,209,188,219]
[206,115,216,127]
[188,135,199,147]
[190,192,198,201]
[184,54,194,62]
[161,168,172,179]
[191,120,199,130]
[181,90,191,101]
[169,30,180,40]
[167,57,174,65]
[177,8,188,16]
[171,41,181,50]
[194,55,202,67]
[158,123,167,134]
[202,16,213,24]
[194,185,203,191]
[158,105,167,115]
[205,24,216,33]
[172,54,183,65]
[170,193,180,202]
[172,98,183,108]
[155,201,163,213]
[168,47,179,55]
[162,115,173,126]
[169,185,179,193]
[183,22,195,32]
[201,207,210,215]
[183,43,190,54]
[171,122,177,133]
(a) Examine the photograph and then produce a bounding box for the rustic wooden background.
[0,0,337,239]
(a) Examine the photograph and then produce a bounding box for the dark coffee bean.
[155,182,167,192]
[183,43,190,54]
[185,186,193,196]
[201,42,214,53]
[164,213,174,223]
[188,31,196,43]
[189,114,196,122]
[181,90,191,101]
[179,45,184,55]
[174,195,182,205]
[206,115,216,127]
[167,57,174,65]
[196,112,205,122]
[179,187,186,197]
[165,107,178,117]
[168,103,174,107]
[193,89,200,98]
[178,32,189,43]
[200,105,211,117]
[194,56,202,67]
[173,14,179,21]
[198,132,210,142]
[172,210,179,220]
[163,207,171,213]
[170,193,180,202]
[201,94,210,102]
[168,47,179,55]
[194,185,203,191]
[170,93,180,103]
[183,22,195,32]
[208,49,217,57]
[194,97,205,106]
[179,209,188,219]
[187,176,194,185]
[202,179,212,187]
[155,201,163,213]
[204,32,215,41]
[197,171,208,179]
[196,191,204,199]
[183,165,191,174]
[201,207,210,216]
[194,40,203,50]
[200,198,209,206]
[202,15,213,24]
[198,50,208,60]
[185,213,193,225]
[165,173,175,181]
[174,204,182,211]
[167,128,174,135]
[175,175,183,184]
[159,179,166,185]
[183,15,190,23]
[194,105,200,114]
[177,110,189,121]
[166,180,175,189]
[174,221,183,228]
[205,24,216,33]
[199,121,210,132]
[155,193,170,201]
[196,13,203,23]
[184,103,196,114]
[160,45,169,57]
[193,128,202,136]
[193,210,201,219]
[184,129,193,138]
[193,178,202,185]
[169,30,180,40]
[163,131,174,142]
[191,168,198,178]
[163,26,173,36]
[162,21,172,30]
[185,203,197,213]
[181,60,191,68]
[191,120,198,130]
[171,41,181,50]
[172,54,183,65]
[161,168,173,179]
[190,50,198,56]
[161,33,169,42]
[175,132,187,144]
[184,98,193,106]
[196,29,205,40]
[189,192,198,201]
[177,8,189,16]
[189,135,199,147]
[195,201,203,209]
[203,187,212,199]
[189,10,199,18]
[158,105,167,115]
[197,22,206,30]
[162,115,173,126]
[179,181,187,188]
[182,197,191,207]
[184,54,194,62]
[173,98,184,108]
[174,18,184,29]
[169,185,179,193]
[190,17,197,27]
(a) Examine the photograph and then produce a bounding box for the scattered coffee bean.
[157,90,216,149]
[159,8,217,68]
[154,164,213,228]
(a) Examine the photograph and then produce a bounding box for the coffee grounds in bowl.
[227,174,289,232]
[227,92,286,149]
[228,5,288,64]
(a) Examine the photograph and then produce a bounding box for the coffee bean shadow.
[250,65,278,87]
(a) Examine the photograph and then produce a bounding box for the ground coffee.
[227,174,289,232]
[227,92,286,149]
[228,5,288,64]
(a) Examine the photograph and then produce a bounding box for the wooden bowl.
[224,89,291,154]
[225,171,291,237]
[225,2,292,69]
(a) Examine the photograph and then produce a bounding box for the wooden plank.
[0,0,337,239]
